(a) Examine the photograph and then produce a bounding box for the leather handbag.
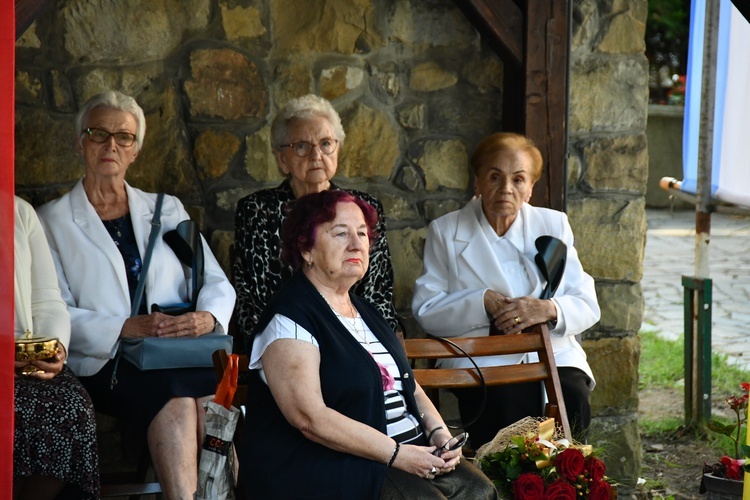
[120,334,232,370]
[110,195,228,385]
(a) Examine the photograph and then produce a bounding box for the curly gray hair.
[270,94,346,151]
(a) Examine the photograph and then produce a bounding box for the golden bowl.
[15,335,59,374]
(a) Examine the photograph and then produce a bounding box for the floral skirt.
[14,365,100,499]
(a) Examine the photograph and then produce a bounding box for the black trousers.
[455,366,592,448]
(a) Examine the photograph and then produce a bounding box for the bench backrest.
[403,324,571,441]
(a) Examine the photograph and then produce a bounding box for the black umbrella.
[534,235,567,300]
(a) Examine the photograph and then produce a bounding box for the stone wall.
[15,0,648,490]
[569,0,648,487]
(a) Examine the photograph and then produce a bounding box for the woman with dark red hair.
[241,190,497,499]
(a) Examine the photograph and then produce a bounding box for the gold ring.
[514,316,521,324]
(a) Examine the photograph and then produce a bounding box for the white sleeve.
[249,314,319,371]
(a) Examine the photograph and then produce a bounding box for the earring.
[306,261,313,270]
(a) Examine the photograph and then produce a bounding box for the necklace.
[320,293,370,345]
[106,220,122,237]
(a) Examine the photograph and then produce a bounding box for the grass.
[639,328,750,456]
[639,329,750,394]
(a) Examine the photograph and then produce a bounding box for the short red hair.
[281,190,378,270]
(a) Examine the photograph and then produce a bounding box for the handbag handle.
[426,336,487,430]
[131,193,165,317]
[112,193,164,389]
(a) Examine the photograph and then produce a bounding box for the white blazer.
[37,179,236,376]
[411,198,600,385]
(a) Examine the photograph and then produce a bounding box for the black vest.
[241,272,422,499]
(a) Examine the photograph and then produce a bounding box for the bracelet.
[387,442,400,467]
[426,426,444,444]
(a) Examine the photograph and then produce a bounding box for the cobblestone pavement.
[641,208,750,370]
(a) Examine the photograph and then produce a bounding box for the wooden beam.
[525,0,568,211]
[15,0,54,40]
[455,0,523,67]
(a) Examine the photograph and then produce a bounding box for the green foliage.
[646,0,689,70]
[478,435,556,491]
[639,329,750,459]
[647,0,689,41]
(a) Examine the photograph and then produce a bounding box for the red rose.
[585,455,607,483]
[554,448,585,482]
[513,472,546,500]
[543,479,577,499]
[589,480,612,500]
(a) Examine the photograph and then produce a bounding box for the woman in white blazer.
[412,133,600,447]
[37,91,236,499]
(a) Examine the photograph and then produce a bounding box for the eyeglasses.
[432,432,469,457]
[279,139,338,157]
[84,127,137,147]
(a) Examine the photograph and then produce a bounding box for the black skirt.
[78,356,217,435]
[14,365,100,499]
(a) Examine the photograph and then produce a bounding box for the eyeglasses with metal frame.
[84,127,137,147]
[432,431,469,457]
[279,138,339,157]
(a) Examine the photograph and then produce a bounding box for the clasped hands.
[484,290,556,335]
[392,429,462,480]
[121,310,216,339]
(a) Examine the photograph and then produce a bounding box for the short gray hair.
[75,90,146,152]
[270,94,345,151]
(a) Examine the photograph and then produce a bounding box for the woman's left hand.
[488,293,556,335]
[429,429,462,474]
[156,311,216,337]
[19,345,66,380]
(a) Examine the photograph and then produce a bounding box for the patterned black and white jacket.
[233,179,398,349]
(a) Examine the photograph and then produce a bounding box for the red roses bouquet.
[478,432,613,499]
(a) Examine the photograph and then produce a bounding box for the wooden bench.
[403,323,572,441]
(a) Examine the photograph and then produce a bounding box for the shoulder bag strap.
[130,193,165,317]
[111,193,165,389]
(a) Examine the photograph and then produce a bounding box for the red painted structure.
[1,0,15,495]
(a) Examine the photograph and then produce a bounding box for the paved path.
[642,208,750,370]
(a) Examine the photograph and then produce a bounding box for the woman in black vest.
[242,190,497,499]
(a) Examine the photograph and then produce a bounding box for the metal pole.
[685,0,719,427]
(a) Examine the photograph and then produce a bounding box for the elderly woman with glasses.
[36,90,236,499]
[234,95,399,349]
[242,189,497,499]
